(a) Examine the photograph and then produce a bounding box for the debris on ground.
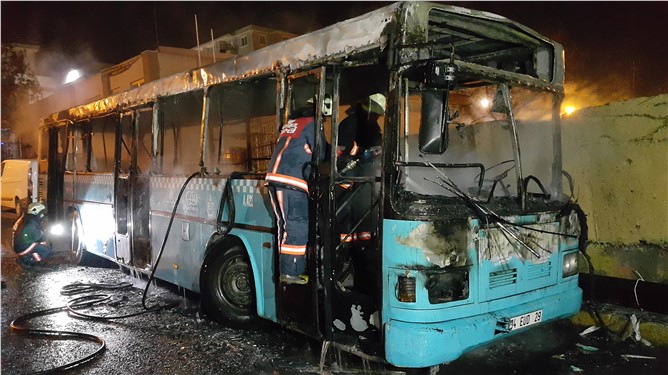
[621,354,656,361]
[619,313,653,346]
[575,343,599,353]
[621,314,641,342]
[579,325,600,337]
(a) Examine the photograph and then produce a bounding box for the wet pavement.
[1,211,666,374]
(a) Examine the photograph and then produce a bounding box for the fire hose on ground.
[9,171,204,374]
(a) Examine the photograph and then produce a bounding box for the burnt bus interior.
[424,7,554,81]
[394,71,563,220]
[41,62,393,348]
[206,79,278,174]
[203,64,392,346]
[388,5,566,222]
[48,110,154,266]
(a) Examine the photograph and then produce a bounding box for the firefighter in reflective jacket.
[266,96,331,285]
[13,202,52,269]
[336,93,386,246]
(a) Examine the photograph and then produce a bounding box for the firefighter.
[265,95,331,284]
[336,93,386,246]
[13,202,52,269]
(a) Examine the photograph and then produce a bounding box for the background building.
[2,26,293,160]
[26,25,295,120]
[193,25,295,56]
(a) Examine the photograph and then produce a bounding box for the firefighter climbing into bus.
[335,93,386,293]
[265,95,332,284]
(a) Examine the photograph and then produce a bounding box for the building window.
[259,34,266,45]
[241,36,248,47]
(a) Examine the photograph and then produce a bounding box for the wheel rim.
[71,213,82,259]
[217,256,252,308]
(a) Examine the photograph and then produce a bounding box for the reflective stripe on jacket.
[266,117,321,192]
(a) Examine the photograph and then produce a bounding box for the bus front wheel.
[201,243,257,326]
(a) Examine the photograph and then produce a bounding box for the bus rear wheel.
[201,243,257,326]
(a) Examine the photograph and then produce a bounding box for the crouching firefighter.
[13,202,52,269]
[265,95,331,285]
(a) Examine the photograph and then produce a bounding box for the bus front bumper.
[384,287,582,368]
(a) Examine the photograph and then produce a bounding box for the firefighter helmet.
[27,202,46,218]
[363,93,386,115]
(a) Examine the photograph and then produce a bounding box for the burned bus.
[37,2,585,369]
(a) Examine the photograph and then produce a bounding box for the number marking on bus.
[243,194,254,207]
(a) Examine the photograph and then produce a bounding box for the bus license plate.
[509,310,542,331]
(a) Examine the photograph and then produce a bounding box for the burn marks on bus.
[395,220,469,268]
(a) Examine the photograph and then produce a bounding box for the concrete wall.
[562,94,668,284]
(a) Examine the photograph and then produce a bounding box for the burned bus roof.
[41,1,563,125]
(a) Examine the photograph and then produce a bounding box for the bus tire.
[70,211,92,265]
[201,242,257,326]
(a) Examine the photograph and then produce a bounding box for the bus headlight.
[562,252,578,278]
[397,276,416,303]
[50,224,64,236]
[425,268,469,304]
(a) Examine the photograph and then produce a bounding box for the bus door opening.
[113,109,153,269]
[47,126,67,221]
[328,64,388,354]
[131,108,153,269]
[114,113,132,265]
[274,68,330,337]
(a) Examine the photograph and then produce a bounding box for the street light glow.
[64,69,81,84]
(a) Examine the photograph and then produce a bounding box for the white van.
[1,159,38,215]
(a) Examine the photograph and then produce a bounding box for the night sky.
[2,1,667,106]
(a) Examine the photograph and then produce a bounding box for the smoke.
[3,43,110,159]
[35,44,108,79]
[4,103,39,158]
[564,78,634,111]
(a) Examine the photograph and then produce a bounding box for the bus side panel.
[149,176,276,318]
[150,177,210,290]
[66,173,116,259]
